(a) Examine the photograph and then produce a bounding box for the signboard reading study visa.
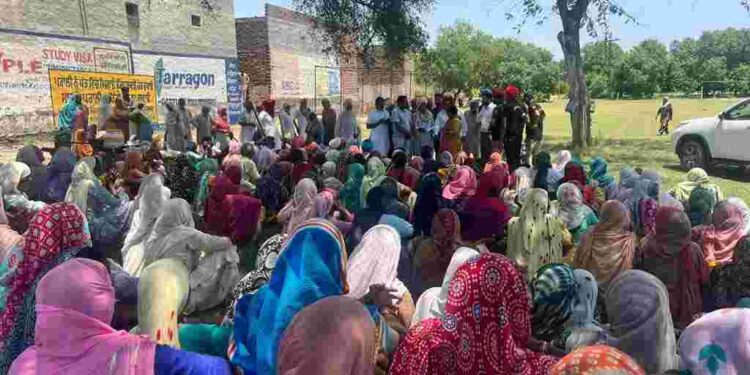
[48,69,157,126]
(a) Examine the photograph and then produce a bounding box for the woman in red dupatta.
[387,150,421,190]
[461,169,511,242]
[390,253,557,375]
[0,203,91,372]
[636,206,708,329]
[225,194,262,246]
[204,165,243,236]
[290,149,315,186]
[692,201,745,266]
[562,161,587,187]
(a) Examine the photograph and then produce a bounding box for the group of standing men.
[161,87,545,171]
[365,86,546,170]
[234,98,360,149]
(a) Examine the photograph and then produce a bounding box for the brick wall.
[237,5,415,115]
[236,17,270,103]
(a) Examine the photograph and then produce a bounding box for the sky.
[233,0,750,59]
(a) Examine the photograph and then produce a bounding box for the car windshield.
[725,99,750,120]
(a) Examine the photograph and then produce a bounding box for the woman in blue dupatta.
[15,145,46,201]
[44,148,77,202]
[611,167,640,202]
[588,157,615,210]
[413,173,459,237]
[65,160,131,254]
[589,157,615,191]
[229,218,348,375]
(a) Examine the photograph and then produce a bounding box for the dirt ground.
[0,134,56,163]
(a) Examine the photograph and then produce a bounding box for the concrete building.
[236,4,414,113]
[0,0,241,135]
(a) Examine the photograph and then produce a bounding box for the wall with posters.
[48,70,157,127]
[0,31,130,135]
[265,5,338,107]
[133,53,228,123]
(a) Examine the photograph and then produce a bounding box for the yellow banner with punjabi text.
[48,69,157,126]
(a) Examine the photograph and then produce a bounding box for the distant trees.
[584,28,750,98]
[418,25,750,100]
[416,21,562,97]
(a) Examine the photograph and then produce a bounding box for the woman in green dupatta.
[57,94,81,131]
[671,167,723,203]
[360,157,386,208]
[554,182,599,245]
[340,163,365,212]
[193,158,219,218]
[687,186,717,227]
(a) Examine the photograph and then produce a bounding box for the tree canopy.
[584,28,750,98]
[293,0,433,59]
[416,21,562,97]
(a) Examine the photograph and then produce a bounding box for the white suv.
[673,98,750,170]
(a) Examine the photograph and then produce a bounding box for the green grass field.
[539,98,750,202]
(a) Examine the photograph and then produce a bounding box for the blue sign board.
[225,58,243,124]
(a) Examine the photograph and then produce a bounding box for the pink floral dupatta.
[692,201,745,265]
[9,259,155,374]
[442,166,477,200]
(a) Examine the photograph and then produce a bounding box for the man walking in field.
[656,97,673,135]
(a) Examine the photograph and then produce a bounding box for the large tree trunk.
[557,0,592,149]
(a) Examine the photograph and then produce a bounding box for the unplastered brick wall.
[235,4,414,113]
[236,16,271,102]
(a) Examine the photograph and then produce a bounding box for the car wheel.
[679,140,707,170]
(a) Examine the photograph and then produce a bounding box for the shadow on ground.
[542,136,750,201]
